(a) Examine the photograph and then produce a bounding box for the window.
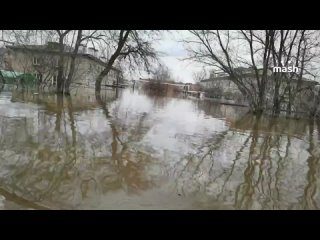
[33,56,40,65]
[52,75,57,85]
[35,73,42,82]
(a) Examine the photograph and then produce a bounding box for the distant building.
[2,42,121,87]
[200,67,319,100]
[200,75,239,94]
[183,83,202,92]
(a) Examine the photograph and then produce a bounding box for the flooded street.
[0,86,319,210]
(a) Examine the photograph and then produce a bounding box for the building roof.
[6,44,120,72]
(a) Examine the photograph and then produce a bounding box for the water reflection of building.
[10,88,118,111]
[1,89,320,209]
[0,89,159,209]
[196,99,248,124]
[230,113,311,136]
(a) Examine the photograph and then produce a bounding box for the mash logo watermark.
[273,60,299,73]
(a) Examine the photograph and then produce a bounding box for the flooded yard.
[0,86,319,209]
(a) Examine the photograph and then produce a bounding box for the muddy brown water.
[0,86,319,209]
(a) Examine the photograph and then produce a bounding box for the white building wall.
[5,47,119,88]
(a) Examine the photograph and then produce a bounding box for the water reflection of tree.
[149,95,171,110]
[2,89,320,209]
[232,116,313,209]
[172,112,318,209]
[301,120,319,209]
[233,116,319,209]
[196,100,248,123]
[215,133,251,201]
[0,89,155,208]
[234,116,274,209]
[0,93,89,208]
[36,96,79,201]
[96,94,157,194]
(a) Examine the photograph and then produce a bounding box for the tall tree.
[183,30,320,116]
[151,64,172,81]
[56,30,71,94]
[193,68,208,83]
[94,30,159,96]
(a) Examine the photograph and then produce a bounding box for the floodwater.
[0,85,319,210]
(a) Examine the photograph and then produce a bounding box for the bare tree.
[193,68,208,83]
[151,64,172,81]
[54,30,72,94]
[183,30,320,116]
[64,30,105,94]
[183,30,269,114]
[1,30,63,90]
[1,30,161,96]
[94,30,160,96]
[271,31,320,117]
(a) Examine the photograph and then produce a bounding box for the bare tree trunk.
[310,92,320,118]
[95,30,131,96]
[65,30,83,95]
[273,82,281,116]
[95,64,113,94]
[286,87,292,117]
[66,96,77,165]
[57,36,65,94]
[55,30,71,94]
[55,96,63,132]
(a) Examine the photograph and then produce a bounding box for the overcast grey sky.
[146,31,207,83]
[153,30,320,83]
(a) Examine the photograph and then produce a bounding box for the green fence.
[0,70,37,86]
